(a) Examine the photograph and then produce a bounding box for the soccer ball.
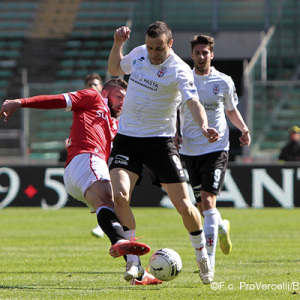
[148,248,182,281]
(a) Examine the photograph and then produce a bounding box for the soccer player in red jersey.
[0,78,151,268]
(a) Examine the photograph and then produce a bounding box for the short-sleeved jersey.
[179,67,238,156]
[119,45,198,137]
[64,89,117,165]
[21,89,117,166]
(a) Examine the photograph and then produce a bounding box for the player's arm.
[0,95,66,122]
[186,97,220,143]
[225,108,251,146]
[108,26,131,76]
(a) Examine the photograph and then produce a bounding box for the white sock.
[217,211,227,235]
[189,231,208,261]
[203,208,219,268]
[123,229,135,240]
[123,229,139,263]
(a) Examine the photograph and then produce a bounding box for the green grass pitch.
[0,207,299,299]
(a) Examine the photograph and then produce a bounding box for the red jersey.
[20,89,118,166]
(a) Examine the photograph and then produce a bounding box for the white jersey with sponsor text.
[180,67,238,156]
[119,45,198,137]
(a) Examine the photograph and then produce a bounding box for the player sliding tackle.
[0,79,151,271]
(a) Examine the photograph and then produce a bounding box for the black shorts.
[108,134,187,186]
[182,151,228,200]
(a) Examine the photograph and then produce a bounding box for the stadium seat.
[56,69,73,78]
[77,60,93,68]
[0,70,13,78]
[0,80,9,88]
[60,60,75,68]
[65,40,82,48]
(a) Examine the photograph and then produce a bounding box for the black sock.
[97,207,125,245]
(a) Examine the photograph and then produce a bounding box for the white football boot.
[91,225,104,238]
[197,257,214,284]
[124,261,144,282]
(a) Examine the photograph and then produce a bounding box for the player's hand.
[0,99,22,122]
[114,26,131,44]
[239,130,251,146]
[173,133,183,151]
[202,126,220,143]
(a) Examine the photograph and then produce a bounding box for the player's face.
[146,34,173,65]
[290,132,300,142]
[191,44,214,75]
[86,79,103,92]
[106,86,126,118]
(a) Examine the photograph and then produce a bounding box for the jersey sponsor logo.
[114,154,129,166]
[97,110,108,120]
[203,102,220,111]
[130,72,158,91]
[157,66,167,77]
[133,58,144,70]
[212,84,220,95]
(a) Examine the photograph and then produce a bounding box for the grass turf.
[0,207,299,299]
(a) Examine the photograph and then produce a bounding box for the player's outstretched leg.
[96,207,150,258]
[109,236,150,258]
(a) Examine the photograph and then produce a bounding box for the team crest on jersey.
[157,67,167,77]
[212,84,220,95]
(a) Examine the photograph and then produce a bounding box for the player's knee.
[113,190,130,206]
[175,200,194,217]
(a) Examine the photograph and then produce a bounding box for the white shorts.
[64,153,110,212]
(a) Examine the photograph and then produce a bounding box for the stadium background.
[0,0,299,208]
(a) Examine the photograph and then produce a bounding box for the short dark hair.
[85,73,103,85]
[190,35,215,52]
[146,21,172,42]
[103,78,128,92]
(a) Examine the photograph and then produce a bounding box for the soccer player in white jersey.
[0,78,152,274]
[175,34,251,278]
[108,21,219,285]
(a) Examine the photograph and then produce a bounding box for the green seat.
[60,60,75,67]
[0,70,13,78]
[0,50,20,58]
[0,80,9,88]
[84,40,101,48]
[94,60,107,68]
[64,50,79,57]
[74,69,89,77]
[65,40,82,48]
[56,69,73,77]
[77,60,92,67]
[0,89,6,97]
[6,40,23,48]
[81,50,96,57]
